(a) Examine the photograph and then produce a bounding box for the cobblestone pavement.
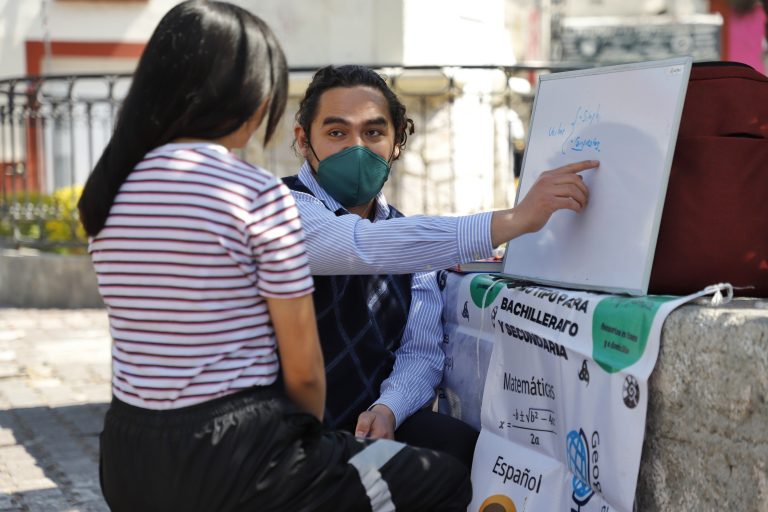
[0,309,111,512]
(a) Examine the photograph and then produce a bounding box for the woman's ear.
[249,98,271,133]
[228,99,271,149]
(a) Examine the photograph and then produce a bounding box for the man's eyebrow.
[321,116,350,126]
[320,116,389,127]
[364,117,388,126]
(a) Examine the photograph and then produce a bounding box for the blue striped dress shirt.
[291,161,494,427]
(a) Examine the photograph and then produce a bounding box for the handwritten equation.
[547,105,603,155]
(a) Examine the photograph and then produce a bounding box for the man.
[284,65,597,468]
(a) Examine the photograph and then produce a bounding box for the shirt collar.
[298,160,391,221]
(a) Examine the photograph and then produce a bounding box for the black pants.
[340,408,479,470]
[395,409,479,470]
[99,387,471,512]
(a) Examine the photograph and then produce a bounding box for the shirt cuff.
[374,392,413,430]
[457,212,495,262]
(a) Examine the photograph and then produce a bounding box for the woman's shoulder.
[144,142,281,191]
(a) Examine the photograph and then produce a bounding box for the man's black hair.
[294,65,415,154]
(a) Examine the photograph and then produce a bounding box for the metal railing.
[0,73,132,251]
[0,63,581,251]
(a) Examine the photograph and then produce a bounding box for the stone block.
[0,250,103,309]
[637,299,768,511]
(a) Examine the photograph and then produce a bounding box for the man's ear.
[294,125,310,159]
[392,144,401,161]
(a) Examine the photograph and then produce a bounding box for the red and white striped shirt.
[90,142,314,410]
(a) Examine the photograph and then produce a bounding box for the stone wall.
[637,299,768,511]
[0,250,102,308]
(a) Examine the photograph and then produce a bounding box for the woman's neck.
[173,132,241,151]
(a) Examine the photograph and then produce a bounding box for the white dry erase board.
[502,57,692,296]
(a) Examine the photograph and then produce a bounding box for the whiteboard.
[502,57,692,296]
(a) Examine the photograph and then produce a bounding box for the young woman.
[78,2,470,511]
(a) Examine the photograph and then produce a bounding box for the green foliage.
[0,185,87,254]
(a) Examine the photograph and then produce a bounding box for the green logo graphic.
[592,295,676,373]
[469,274,508,309]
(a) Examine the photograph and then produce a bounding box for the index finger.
[551,160,600,174]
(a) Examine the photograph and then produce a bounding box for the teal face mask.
[315,146,391,207]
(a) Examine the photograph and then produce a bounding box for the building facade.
[0,0,736,248]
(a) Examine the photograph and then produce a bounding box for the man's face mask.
[314,145,391,207]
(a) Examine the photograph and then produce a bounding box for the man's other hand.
[355,404,396,440]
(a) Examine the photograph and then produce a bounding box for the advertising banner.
[448,273,730,512]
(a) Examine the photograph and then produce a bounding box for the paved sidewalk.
[0,309,112,512]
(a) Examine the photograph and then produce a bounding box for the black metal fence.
[0,74,132,251]
[0,64,577,252]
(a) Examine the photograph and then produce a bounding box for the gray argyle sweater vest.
[283,176,413,429]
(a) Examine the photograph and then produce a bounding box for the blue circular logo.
[566,430,592,500]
